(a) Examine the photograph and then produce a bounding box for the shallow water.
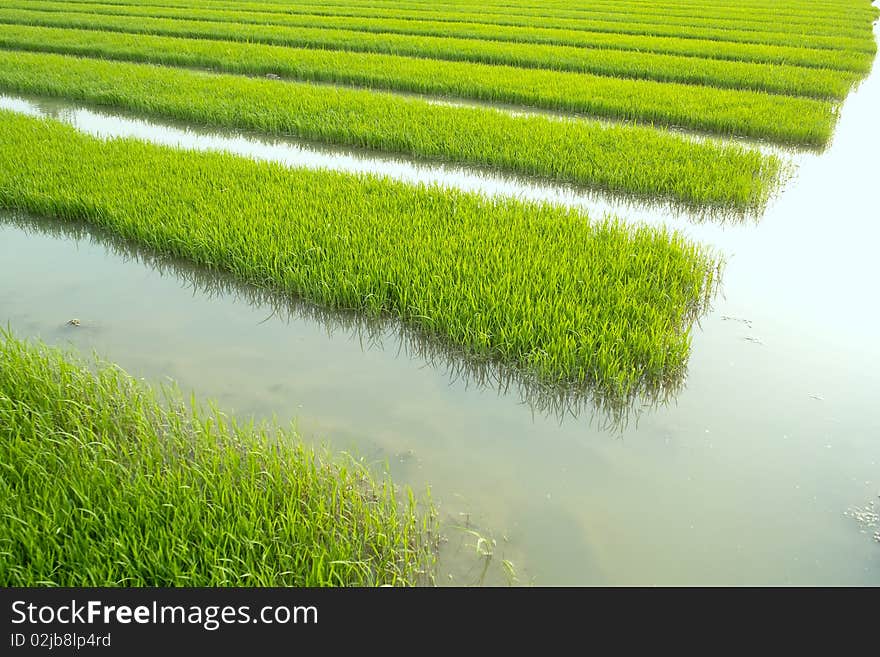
[2,26,880,584]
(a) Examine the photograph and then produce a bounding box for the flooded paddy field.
[1,0,879,586]
[3,26,880,583]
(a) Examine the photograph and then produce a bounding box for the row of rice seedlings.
[24,0,871,39]
[36,0,876,49]
[387,0,879,32]
[0,48,787,209]
[494,0,880,18]
[16,0,865,86]
[212,1,872,52]
[200,0,868,40]
[0,5,873,75]
[279,0,880,23]
[1,24,859,102]
[0,330,438,587]
[0,47,836,149]
[60,0,871,16]
[250,0,879,27]
[0,111,722,400]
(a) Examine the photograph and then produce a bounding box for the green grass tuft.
[0,330,438,586]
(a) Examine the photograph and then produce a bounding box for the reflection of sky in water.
[1,22,879,585]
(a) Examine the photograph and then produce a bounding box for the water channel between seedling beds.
[2,39,879,584]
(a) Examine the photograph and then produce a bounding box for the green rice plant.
[0,4,873,75]
[486,0,879,16]
[15,0,876,52]
[0,111,721,400]
[47,0,880,45]
[52,0,878,27]
[0,330,438,587]
[275,0,878,34]
[0,16,861,99]
[0,47,836,149]
[215,0,879,29]
[15,0,877,45]
[101,0,870,20]
[0,50,785,208]
[238,0,880,22]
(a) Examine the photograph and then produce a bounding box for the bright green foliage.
[129,0,877,35]
[51,0,880,28]
[0,51,783,209]
[0,3,874,75]
[0,112,720,399]
[0,0,869,150]
[26,2,872,73]
[35,0,879,71]
[0,331,438,587]
[0,45,837,149]
[1,0,877,590]
[4,1,875,55]
[0,22,862,100]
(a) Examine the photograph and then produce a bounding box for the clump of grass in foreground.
[0,330,438,586]
[0,111,721,400]
[0,51,784,210]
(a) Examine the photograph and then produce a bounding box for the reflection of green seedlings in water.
[0,112,721,407]
[447,524,519,587]
[0,330,438,586]
[0,50,787,209]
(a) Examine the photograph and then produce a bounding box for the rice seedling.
[0,21,861,101]
[51,0,877,30]
[23,0,879,47]
[0,4,873,76]
[31,0,875,73]
[14,0,876,53]
[210,0,878,31]
[0,330,438,587]
[276,0,878,34]
[0,46,836,151]
[0,51,785,209]
[0,111,721,400]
